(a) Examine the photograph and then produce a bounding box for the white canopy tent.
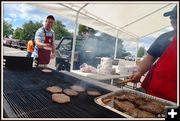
[29,2,177,71]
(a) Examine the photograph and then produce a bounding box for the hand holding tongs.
[117,78,133,84]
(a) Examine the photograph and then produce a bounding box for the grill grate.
[4,68,123,118]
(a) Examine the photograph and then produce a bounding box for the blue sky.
[3,3,173,55]
[3,3,75,31]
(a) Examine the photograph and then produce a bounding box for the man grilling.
[31,15,56,67]
[126,6,177,102]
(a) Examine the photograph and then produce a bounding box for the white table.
[71,70,130,85]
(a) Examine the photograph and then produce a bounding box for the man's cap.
[164,5,177,17]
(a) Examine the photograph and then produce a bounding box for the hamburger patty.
[70,85,85,92]
[46,86,62,93]
[52,93,70,104]
[63,89,78,96]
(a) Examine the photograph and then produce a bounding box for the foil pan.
[95,88,177,118]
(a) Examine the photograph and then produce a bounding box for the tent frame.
[68,3,141,71]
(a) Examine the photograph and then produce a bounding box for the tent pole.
[135,38,139,66]
[114,30,119,59]
[70,3,88,72]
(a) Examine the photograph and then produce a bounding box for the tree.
[3,21,14,38]
[137,46,146,57]
[13,21,43,41]
[78,24,96,36]
[21,21,43,41]
[13,27,23,39]
[52,20,72,40]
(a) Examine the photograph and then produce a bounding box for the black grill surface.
[3,68,123,118]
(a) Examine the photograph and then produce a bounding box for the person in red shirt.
[127,6,177,102]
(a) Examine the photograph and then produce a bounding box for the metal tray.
[95,88,177,118]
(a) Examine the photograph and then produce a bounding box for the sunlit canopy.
[29,2,176,41]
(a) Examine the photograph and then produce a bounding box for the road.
[3,46,56,69]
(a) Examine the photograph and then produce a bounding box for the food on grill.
[70,85,85,92]
[46,86,62,93]
[99,91,168,118]
[52,94,70,104]
[133,98,147,106]
[41,68,52,73]
[129,108,156,118]
[139,101,165,114]
[63,89,78,96]
[102,96,114,104]
[114,93,139,102]
[137,110,156,118]
[114,100,135,112]
[87,90,101,96]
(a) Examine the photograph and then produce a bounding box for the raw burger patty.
[46,86,62,93]
[63,89,78,96]
[42,69,52,73]
[70,85,85,92]
[87,90,101,96]
[52,94,70,104]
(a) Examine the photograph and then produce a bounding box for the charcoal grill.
[3,67,123,118]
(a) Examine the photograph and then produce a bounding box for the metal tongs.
[117,79,132,88]
[117,78,139,89]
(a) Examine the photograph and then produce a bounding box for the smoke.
[79,35,115,68]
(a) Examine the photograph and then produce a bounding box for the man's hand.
[51,53,56,59]
[128,71,142,83]
[43,43,52,50]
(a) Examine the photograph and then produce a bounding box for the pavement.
[3,46,56,69]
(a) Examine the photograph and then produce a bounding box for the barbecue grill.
[3,67,123,118]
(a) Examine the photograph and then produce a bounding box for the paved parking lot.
[3,46,56,69]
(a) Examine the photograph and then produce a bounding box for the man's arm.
[128,54,155,83]
[50,33,56,59]
[35,28,52,50]
[35,39,50,49]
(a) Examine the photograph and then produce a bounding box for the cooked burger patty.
[46,86,62,93]
[52,94,70,104]
[139,101,165,114]
[70,85,85,92]
[63,89,78,96]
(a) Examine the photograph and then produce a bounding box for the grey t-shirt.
[147,30,175,59]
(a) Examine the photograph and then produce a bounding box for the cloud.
[4,3,46,23]
[67,29,74,33]
[3,3,76,31]
[4,17,13,23]
[9,12,18,18]
[123,41,138,55]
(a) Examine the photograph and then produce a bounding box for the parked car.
[11,40,19,48]
[124,55,135,61]
[55,36,115,71]
[17,40,27,50]
[55,36,85,71]
[3,38,12,47]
